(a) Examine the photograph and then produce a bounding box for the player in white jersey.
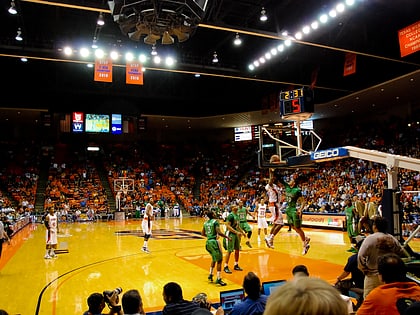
[44,207,58,259]
[254,196,269,243]
[264,177,284,249]
[141,198,155,253]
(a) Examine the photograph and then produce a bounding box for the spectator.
[122,289,144,315]
[357,216,406,298]
[292,265,309,279]
[356,253,420,315]
[192,293,224,315]
[0,214,11,263]
[162,282,201,315]
[230,272,268,315]
[334,239,365,310]
[83,292,123,315]
[264,277,349,315]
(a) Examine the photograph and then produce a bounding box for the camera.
[103,287,123,305]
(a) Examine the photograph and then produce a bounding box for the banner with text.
[126,62,144,85]
[399,20,420,57]
[343,52,356,76]
[94,59,113,82]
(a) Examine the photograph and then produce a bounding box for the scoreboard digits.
[280,87,314,118]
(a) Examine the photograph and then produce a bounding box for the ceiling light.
[233,33,242,46]
[8,1,17,15]
[97,12,105,26]
[165,56,175,66]
[15,28,22,41]
[212,52,218,63]
[110,51,119,60]
[63,46,73,56]
[153,55,161,64]
[125,52,134,61]
[311,21,319,29]
[95,49,105,59]
[260,7,267,22]
[20,57,27,62]
[138,54,147,63]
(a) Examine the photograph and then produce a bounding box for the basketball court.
[1,216,419,315]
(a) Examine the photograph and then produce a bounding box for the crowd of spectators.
[0,116,419,238]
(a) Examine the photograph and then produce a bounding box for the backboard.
[257,123,321,169]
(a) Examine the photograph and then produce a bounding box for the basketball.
[270,154,281,164]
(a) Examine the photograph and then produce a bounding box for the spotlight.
[151,45,158,56]
[212,52,218,63]
[15,28,22,41]
[8,1,17,15]
[260,7,267,22]
[233,33,242,46]
[97,12,105,26]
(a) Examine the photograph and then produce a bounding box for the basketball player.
[202,210,230,286]
[44,207,58,259]
[223,205,246,273]
[141,197,155,253]
[237,199,253,248]
[269,154,310,255]
[253,195,269,243]
[264,158,285,248]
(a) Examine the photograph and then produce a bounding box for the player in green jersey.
[202,210,231,286]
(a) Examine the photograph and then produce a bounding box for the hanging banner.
[398,20,420,57]
[343,52,356,76]
[126,62,144,85]
[94,58,112,82]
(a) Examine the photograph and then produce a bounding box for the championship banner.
[398,20,420,57]
[126,62,144,85]
[94,58,112,82]
[343,52,356,76]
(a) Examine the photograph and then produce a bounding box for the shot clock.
[280,87,314,120]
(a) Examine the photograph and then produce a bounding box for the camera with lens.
[103,287,123,306]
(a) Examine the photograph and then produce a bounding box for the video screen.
[85,114,110,133]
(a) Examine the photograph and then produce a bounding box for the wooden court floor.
[1,216,419,315]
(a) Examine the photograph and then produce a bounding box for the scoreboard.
[234,125,259,142]
[280,87,314,120]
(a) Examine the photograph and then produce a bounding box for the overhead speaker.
[171,26,190,42]
[128,23,149,41]
[144,33,161,45]
[119,14,139,34]
[161,31,174,44]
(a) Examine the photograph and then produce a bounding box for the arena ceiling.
[0,0,420,129]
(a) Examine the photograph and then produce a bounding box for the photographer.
[83,289,123,315]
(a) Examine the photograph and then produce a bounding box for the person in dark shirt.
[230,272,267,315]
[334,239,365,310]
[162,282,201,315]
